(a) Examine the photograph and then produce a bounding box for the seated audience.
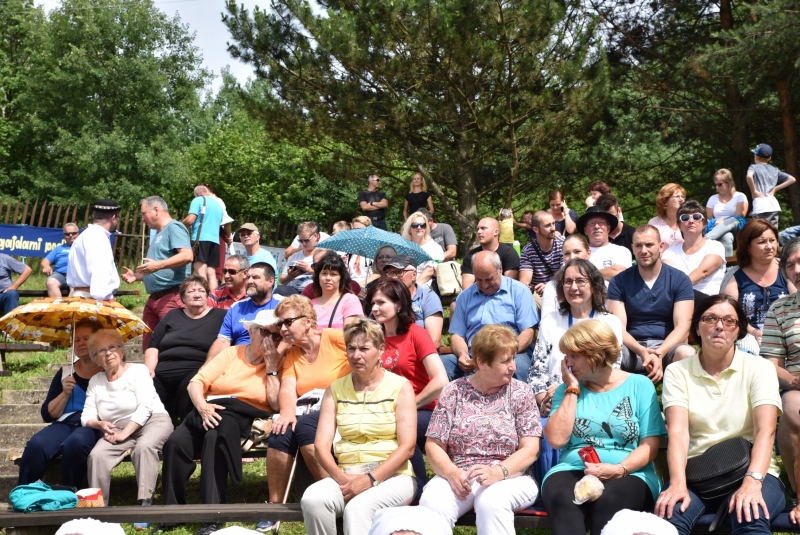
[460,218,520,289]
[445,251,538,382]
[657,295,784,535]
[306,252,362,330]
[366,279,447,496]
[208,254,249,309]
[17,319,103,488]
[542,319,665,535]
[649,183,686,248]
[607,225,695,383]
[705,168,748,257]
[237,223,278,284]
[0,252,31,315]
[419,324,541,534]
[279,221,322,295]
[540,234,592,317]
[662,200,726,301]
[359,245,398,302]
[283,221,330,260]
[401,211,445,288]
[42,222,79,298]
[332,220,351,234]
[82,329,173,505]
[258,296,352,532]
[548,189,577,236]
[145,276,227,420]
[161,310,281,535]
[383,254,443,347]
[348,216,373,286]
[301,319,417,534]
[596,194,635,253]
[519,211,564,308]
[723,219,794,355]
[418,208,458,262]
[576,206,632,282]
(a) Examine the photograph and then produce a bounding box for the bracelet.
[500,465,509,480]
[565,387,581,396]
[619,462,629,478]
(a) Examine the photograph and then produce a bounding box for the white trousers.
[418,474,539,535]
[301,474,416,535]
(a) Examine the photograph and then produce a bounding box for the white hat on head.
[243,310,278,331]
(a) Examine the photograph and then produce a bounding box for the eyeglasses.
[679,213,704,222]
[386,269,415,278]
[277,316,307,329]
[369,177,381,182]
[259,328,282,343]
[410,223,426,229]
[714,182,725,187]
[587,220,608,227]
[64,232,79,237]
[223,268,244,276]
[299,236,317,244]
[563,278,589,288]
[376,255,394,261]
[700,315,739,329]
[95,344,124,358]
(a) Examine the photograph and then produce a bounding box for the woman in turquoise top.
[542,319,666,535]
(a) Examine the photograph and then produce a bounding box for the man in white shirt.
[576,206,632,282]
[67,199,121,300]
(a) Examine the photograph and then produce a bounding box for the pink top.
[426,377,541,470]
[312,293,363,330]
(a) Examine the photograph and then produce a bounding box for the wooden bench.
[0,343,54,377]
[16,290,141,298]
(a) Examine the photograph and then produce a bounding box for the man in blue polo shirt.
[204,262,280,362]
[42,222,79,298]
[607,224,695,383]
[445,250,538,382]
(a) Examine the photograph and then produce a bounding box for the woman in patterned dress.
[418,324,542,534]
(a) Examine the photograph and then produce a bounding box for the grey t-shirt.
[749,163,790,196]
[144,220,191,294]
[430,223,457,253]
[0,254,26,291]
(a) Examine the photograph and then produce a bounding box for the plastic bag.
[573,474,604,504]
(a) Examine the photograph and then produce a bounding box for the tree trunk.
[455,144,479,252]
[777,78,800,223]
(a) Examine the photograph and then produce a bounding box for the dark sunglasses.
[679,213,704,222]
[277,315,306,329]
[223,268,245,276]
[299,236,317,244]
[410,223,426,229]
[259,328,282,342]
[64,232,79,236]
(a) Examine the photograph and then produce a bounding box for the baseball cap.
[243,310,278,330]
[238,222,259,233]
[752,144,773,158]
[383,254,418,271]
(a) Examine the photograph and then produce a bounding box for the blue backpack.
[9,481,78,512]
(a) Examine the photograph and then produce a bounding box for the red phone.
[578,446,601,464]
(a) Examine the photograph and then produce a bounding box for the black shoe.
[197,522,224,535]
[150,523,179,533]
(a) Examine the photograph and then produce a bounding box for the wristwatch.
[266,370,279,376]
[367,472,379,487]
[745,471,764,482]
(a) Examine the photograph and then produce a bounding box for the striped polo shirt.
[331,371,413,477]
[761,291,800,373]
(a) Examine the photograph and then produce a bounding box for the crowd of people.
[11,145,800,535]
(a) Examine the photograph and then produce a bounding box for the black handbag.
[685,436,752,500]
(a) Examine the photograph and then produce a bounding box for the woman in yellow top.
[301,318,417,535]
[261,295,352,527]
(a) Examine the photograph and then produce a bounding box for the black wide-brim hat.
[576,205,619,235]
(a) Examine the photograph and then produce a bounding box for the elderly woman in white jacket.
[81,329,173,505]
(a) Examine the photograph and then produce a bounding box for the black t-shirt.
[461,243,520,275]
[610,222,636,254]
[554,209,578,236]
[147,307,227,368]
[405,191,431,215]
[358,190,388,219]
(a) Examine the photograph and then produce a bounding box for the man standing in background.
[358,174,389,231]
[67,199,121,301]
[182,185,225,290]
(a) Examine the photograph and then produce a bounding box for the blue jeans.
[706,217,739,257]
[18,419,102,487]
[665,475,786,535]
[441,351,531,382]
[780,225,800,246]
[0,289,20,315]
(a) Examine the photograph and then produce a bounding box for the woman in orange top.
[261,295,352,527]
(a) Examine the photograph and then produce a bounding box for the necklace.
[568,309,595,327]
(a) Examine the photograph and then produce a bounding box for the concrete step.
[0,474,16,499]
[2,391,48,406]
[0,425,46,449]
[27,376,54,390]
[0,449,21,476]
[0,405,42,424]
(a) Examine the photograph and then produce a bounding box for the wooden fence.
[0,197,296,272]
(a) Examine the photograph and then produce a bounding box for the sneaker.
[197,522,224,535]
[255,520,277,532]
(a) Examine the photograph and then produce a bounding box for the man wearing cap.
[577,206,632,282]
[182,185,225,291]
[123,196,193,349]
[208,254,250,310]
[205,262,280,362]
[42,222,79,298]
[238,223,278,282]
[0,253,32,315]
[418,208,457,261]
[747,143,796,228]
[519,211,564,307]
[358,174,389,231]
[384,254,444,347]
[67,199,121,301]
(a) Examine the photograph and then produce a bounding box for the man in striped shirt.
[761,237,800,507]
[208,254,249,310]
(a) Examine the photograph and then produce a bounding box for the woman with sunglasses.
[656,295,784,535]
[160,310,281,534]
[723,219,795,354]
[366,279,447,495]
[401,211,444,288]
[145,276,227,420]
[258,295,352,532]
[662,201,726,304]
[705,169,748,257]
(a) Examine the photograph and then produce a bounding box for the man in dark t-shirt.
[461,218,520,289]
[597,194,636,254]
[358,174,389,230]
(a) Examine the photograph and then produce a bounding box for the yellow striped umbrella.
[0,297,149,347]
